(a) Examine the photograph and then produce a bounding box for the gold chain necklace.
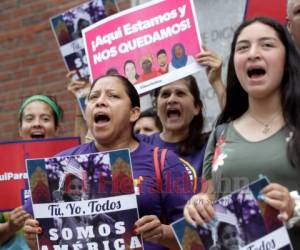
[247,111,280,134]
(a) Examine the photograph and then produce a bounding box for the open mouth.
[167,108,181,118]
[94,113,110,124]
[30,132,45,139]
[247,67,266,79]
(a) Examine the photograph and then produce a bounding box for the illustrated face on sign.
[124,61,137,81]
[142,59,152,73]
[174,45,184,58]
[157,53,167,67]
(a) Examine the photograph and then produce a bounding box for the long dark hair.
[154,75,208,155]
[218,16,300,167]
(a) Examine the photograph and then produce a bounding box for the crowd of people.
[1,1,300,249]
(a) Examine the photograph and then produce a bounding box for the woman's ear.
[130,107,141,123]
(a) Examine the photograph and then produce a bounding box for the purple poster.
[172,177,293,250]
[27,149,143,249]
[50,0,119,80]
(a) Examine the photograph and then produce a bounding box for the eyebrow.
[91,88,117,93]
[237,37,278,44]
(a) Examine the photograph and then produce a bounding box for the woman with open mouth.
[138,47,225,193]
[23,75,193,250]
[184,17,300,248]
[18,95,63,140]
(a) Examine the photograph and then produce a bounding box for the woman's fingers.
[196,50,222,65]
[24,219,40,250]
[24,219,40,233]
[66,70,77,79]
[135,215,160,233]
[183,202,199,226]
[184,194,215,227]
[9,207,30,229]
[261,183,294,221]
[141,223,161,240]
[13,213,30,226]
[134,215,163,242]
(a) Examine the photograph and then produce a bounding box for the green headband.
[19,95,62,121]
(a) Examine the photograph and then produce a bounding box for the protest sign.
[171,177,293,250]
[0,137,80,212]
[26,149,143,250]
[50,0,119,118]
[50,0,119,81]
[245,0,287,24]
[83,0,203,94]
[192,0,247,131]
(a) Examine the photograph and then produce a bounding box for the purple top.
[24,139,193,250]
[137,132,206,192]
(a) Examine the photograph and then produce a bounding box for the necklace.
[247,111,280,134]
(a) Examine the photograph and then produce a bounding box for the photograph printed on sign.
[26,149,143,250]
[171,177,292,250]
